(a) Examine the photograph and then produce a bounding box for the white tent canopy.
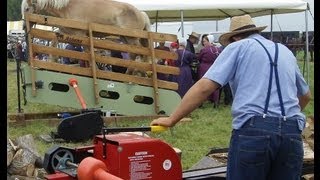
[7,21,54,35]
[116,0,311,84]
[7,21,24,35]
[116,0,308,23]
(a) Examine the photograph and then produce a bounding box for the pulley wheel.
[50,148,75,171]
[43,146,76,174]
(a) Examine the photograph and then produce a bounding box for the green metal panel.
[22,65,181,116]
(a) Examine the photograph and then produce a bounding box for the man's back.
[204,34,308,129]
[151,14,310,180]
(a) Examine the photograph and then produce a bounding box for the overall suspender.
[253,38,286,120]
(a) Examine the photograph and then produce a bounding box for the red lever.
[78,157,123,180]
[69,78,87,109]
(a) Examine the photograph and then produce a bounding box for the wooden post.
[88,23,99,104]
[148,32,160,114]
[25,13,37,97]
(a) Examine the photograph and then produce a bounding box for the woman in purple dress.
[197,35,220,107]
[172,38,195,97]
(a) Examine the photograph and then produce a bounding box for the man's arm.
[299,90,311,110]
[150,78,221,127]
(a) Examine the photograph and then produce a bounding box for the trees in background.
[7,0,22,21]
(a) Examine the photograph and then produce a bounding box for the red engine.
[93,133,182,179]
[44,129,182,180]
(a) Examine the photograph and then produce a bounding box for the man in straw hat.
[151,14,311,179]
[186,31,200,54]
[186,31,201,82]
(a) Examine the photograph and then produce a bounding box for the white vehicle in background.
[8,29,25,37]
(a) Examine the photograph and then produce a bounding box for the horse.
[21,0,151,75]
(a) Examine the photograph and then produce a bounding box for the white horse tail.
[141,11,151,32]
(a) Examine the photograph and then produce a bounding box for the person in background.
[217,44,233,106]
[151,14,311,180]
[62,43,85,66]
[219,82,233,106]
[172,38,196,97]
[7,41,15,60]
[186,31,201,83]
[170,42,179,52]
[111,50,127,73]
[186,31,200,54]
[21,40,27,62]
[166,42,179,67]
[155,41,171,80]
[155,41,170,51]
[158,41,180,82]
[197,34,220,108]
[109,37,131,73]
[200,33,209,45]
[15,41,24,61]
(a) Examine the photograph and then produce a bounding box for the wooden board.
[30,29,178,60]
[32,60,178,90]
[32,44,179,75]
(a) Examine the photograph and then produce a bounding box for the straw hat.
[219,14,267,46]
[188,31,201,40]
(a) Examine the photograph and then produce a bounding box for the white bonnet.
[207,35,215,44]
[178,38,187,47]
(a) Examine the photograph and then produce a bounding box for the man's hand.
[150,78,220,128]
[150,117,175,127]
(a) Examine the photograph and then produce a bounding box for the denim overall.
[226,39,304,180]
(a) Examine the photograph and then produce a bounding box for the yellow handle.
[151,126,168,133]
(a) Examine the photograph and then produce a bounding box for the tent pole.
[216,20,218,31]
[155,11,159,32]
[180,10,184,38]
[270,10,274,41]
[305,10,309,84]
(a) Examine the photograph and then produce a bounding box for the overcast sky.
[193,0,314,33]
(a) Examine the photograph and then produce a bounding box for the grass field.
[7,52,314,170]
